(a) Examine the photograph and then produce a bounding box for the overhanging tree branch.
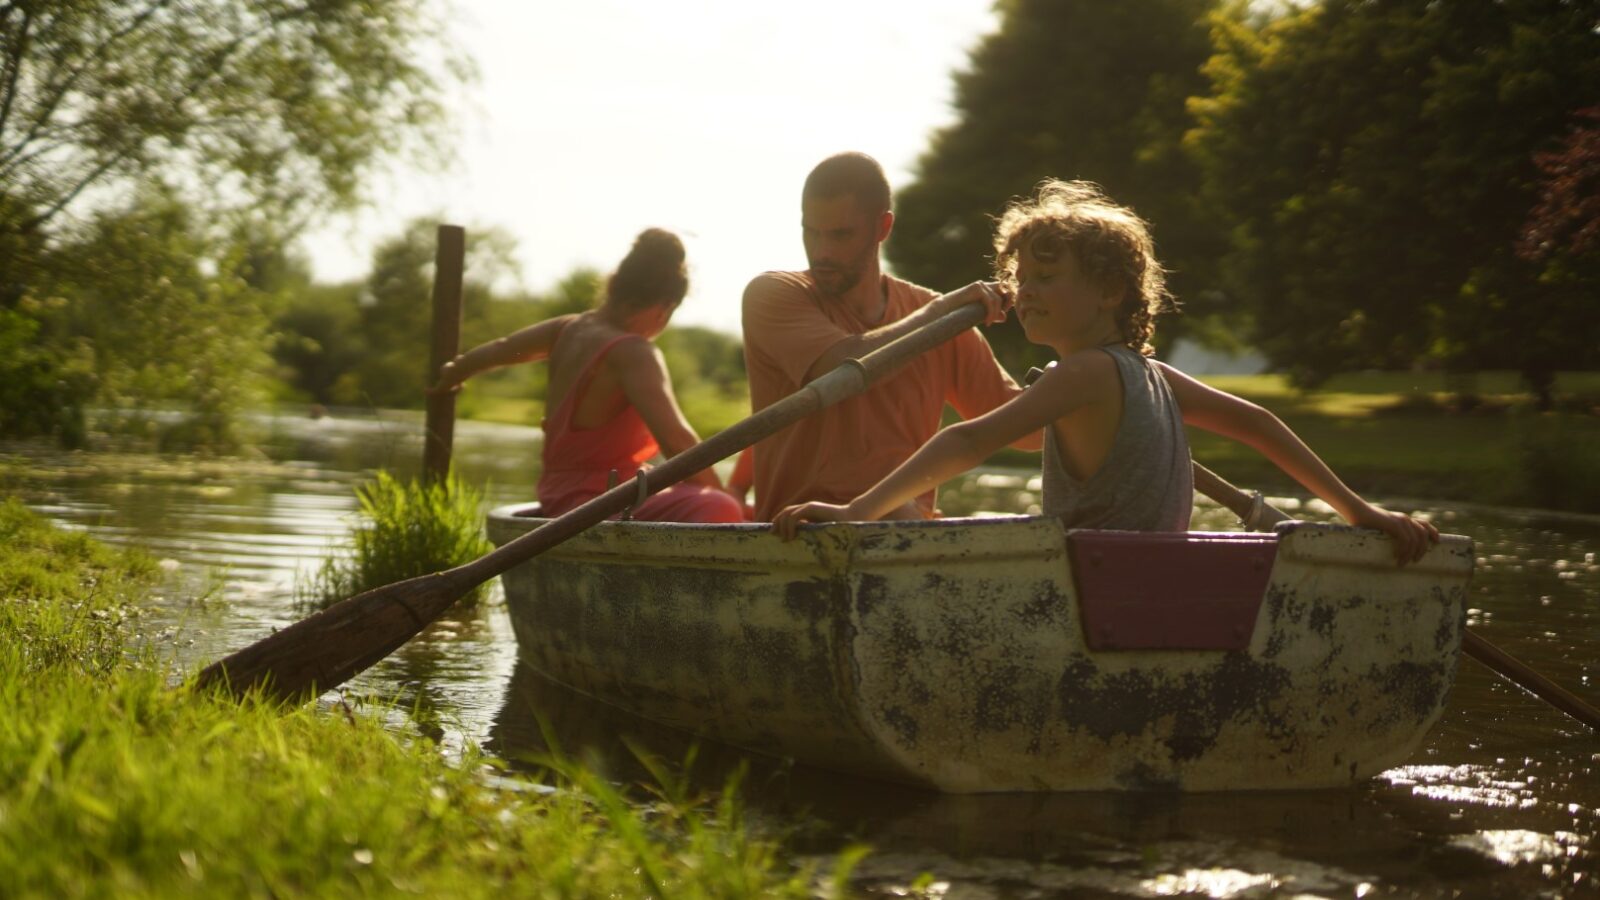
[19,146,134,233]
[0,5,33,145]
[0,0,174,170]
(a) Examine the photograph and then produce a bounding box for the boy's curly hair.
[992,180,1175,356]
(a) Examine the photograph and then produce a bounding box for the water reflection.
[489,664,1591,897]
[3,409,1597,896]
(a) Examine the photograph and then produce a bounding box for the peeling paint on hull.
[487,507,1474,793]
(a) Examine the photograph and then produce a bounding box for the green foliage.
[0,0,465,444]
[41,191,274,451]
[300,470,494,610]
[0,502,845,898]
[0,305,93,446]
[341,218,526,409]
[272,282,366,404]
[0,0,462,243]
[886,0,1225,372]
[1518,420,1600,513]
[543,268,606,317]
[1187,0,1600,389]
[657,325,750,434]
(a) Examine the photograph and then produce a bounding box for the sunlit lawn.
[1189,372,1600,509]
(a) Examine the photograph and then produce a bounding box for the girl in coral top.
[432,229,744,523]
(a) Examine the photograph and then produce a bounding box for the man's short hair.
[802,152,891,215]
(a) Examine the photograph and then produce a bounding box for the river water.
[4,410,1596,898]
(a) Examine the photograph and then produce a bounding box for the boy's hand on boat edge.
[1350,505,1440,565]
[772,502,852,540]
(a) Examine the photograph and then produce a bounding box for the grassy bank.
[0,499,847,897]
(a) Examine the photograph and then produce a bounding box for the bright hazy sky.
[300,0,999,335]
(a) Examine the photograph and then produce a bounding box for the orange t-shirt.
[741,270,1021,521]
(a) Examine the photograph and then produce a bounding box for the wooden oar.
[1192,461,1600,731]
[195,303,992,703]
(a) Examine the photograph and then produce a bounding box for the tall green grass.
[0,498,854,898]
[299,470,494,611]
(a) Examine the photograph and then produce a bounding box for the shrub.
[300,470,493,610]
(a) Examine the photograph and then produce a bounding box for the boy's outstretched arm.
[772,359,1103,539]
[1156,362,1439,563]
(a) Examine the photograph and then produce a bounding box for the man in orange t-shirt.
[741,152,1040,521]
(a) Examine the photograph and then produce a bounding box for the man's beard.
[810,250,869,296]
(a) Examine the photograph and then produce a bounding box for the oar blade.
[194,571,471,703]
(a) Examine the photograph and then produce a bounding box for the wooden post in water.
[422,224,466,485]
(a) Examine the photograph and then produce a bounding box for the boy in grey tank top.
[774,181,1437,563]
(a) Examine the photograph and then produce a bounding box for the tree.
[1187,0,1600,390]
[272,280,363,404]
[886,0,1224,372]
[0,0,459,261]
[1520,110,1600,261]
[0,0,465,439]
[346,218,521,409]
[42,189,274,450]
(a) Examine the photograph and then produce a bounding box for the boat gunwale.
[486,502,1474,577]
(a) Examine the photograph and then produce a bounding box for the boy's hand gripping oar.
[194,304,991,703]
[1192,461,1600,732]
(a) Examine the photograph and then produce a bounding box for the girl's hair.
[992,180,1175,356]
[608,228,688,310]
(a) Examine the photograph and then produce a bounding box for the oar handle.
[1192,462,1291,532]
[458,303,989,581]
[1463,630,1600,730]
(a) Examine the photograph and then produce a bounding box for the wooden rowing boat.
[486,504,1474,792]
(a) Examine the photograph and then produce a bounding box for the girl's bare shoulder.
[601,332,664,373]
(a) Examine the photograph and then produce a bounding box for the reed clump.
[299,469,494,611]
[0,499,851,898]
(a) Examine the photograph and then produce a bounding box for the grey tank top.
[1039,345,1193,531]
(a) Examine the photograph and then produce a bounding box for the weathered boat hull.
[487,506,1473,792]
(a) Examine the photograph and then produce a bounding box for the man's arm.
[948,330,1043,452]
[802,281,1012,383]
[771,358,1108,537]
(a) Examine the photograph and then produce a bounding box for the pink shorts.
[542,482,746,524]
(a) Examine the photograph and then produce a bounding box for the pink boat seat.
[1066,531,1279,651]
